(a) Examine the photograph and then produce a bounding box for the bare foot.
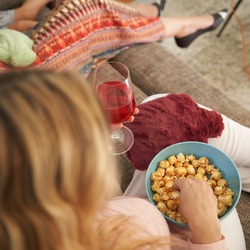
[175,15,214,38]
[161,15,214,38]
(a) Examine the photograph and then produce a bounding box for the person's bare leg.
[132,3,159,17]
[14,0,52,22]
[130,4,222,39]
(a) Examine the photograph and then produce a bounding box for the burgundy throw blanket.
[126,94,224,171]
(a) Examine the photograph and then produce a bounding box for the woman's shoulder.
[109,196,157,210]
[103,196,171,237]
[107,196,159,214]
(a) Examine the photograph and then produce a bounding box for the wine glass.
[94,61,136,155]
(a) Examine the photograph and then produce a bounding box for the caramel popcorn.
[151,153,234,224]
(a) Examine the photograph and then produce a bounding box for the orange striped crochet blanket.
[0,0,165,76]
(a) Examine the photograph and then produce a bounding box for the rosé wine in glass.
[97,80,136,124]
[94,62,136,155]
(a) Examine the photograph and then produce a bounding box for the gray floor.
[160,0,250,111]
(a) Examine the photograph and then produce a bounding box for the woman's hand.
[173,177,223,244]
[111,107,139,130]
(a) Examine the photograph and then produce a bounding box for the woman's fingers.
[111,108,139,130]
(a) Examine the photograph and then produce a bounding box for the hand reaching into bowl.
[173,177,223,244]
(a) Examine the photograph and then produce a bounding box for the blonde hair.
[0,70,180,250]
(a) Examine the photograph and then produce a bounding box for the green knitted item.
[0,29,36,67]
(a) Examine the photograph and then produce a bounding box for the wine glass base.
[110,126,134,155]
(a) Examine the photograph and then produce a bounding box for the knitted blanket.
[126,94,224,170]
[0,0,165,76]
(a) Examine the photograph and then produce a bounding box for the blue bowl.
[146,141,242,229]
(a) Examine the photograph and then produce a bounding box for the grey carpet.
[161,0,250,111]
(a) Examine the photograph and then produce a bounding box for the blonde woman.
[0,70,228,249]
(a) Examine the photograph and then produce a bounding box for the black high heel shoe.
[175,9,228,48]
[152,0,167,17]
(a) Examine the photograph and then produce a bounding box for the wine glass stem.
[111,130,120,140]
